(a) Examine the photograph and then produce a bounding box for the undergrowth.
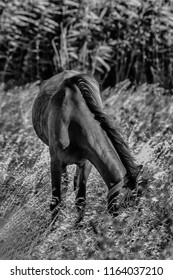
[0,80,173,259]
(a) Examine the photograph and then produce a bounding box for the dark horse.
[32,70,139,222]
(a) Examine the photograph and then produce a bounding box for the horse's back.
[40,70,80,97]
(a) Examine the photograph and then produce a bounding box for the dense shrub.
[0,0,173,87]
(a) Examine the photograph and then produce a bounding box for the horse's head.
[107,164,143,217]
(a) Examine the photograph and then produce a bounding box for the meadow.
[0,79,173,259]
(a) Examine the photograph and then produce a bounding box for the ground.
[0,80,173,259]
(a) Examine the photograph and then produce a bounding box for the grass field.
[0,80,173,259]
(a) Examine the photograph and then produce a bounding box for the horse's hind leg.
[74,166,80,192]
[74,160,92,224]
[50,157,63,220]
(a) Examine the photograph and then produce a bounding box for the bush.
[0,0,173,88]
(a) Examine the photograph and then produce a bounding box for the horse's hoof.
[50,204,60,221]
[108,205,119,217]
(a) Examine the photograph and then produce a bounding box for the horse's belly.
[58,144,84,166]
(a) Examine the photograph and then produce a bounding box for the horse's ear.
[59,121,70,149]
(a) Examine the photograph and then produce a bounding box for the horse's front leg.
[50,157,62,220]
[74,160,92,224]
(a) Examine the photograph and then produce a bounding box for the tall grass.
[0,81,173,259]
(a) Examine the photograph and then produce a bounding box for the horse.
[32,70,140,223]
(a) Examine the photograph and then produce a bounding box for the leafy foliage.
[0,0,173,88]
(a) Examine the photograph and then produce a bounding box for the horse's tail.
[64,74,139,181]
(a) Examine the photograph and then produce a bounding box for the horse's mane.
[64,74,138,180]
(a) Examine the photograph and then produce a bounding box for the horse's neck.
[86,126,127,188]
[64,82,127,189]
[71,99,127,188]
